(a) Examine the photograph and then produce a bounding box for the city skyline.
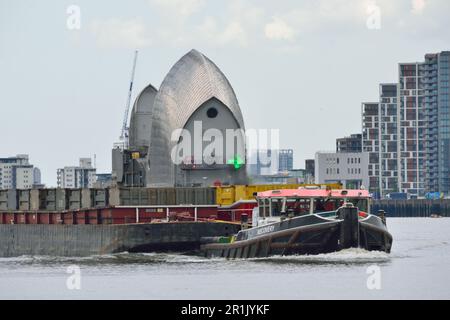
[1,0,450,187]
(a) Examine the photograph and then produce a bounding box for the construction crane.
[119,49,139,149]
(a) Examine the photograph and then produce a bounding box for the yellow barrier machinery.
[215,183,343,206]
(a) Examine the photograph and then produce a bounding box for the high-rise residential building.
[362,102,380,193]
[398,54,450,196]
[421,52,450,194]
[362,51,450,197]
[278,149,294,172]
[379,84,399,195]
[336,134,362,153]
[363,84,404,196]
[0,155,38,189]
[398,63,426,196]
[57,158,97,188]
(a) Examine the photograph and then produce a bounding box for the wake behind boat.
[201,188,393,258]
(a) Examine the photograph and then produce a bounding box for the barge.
[0,220,240,257]
[201,188,393,258]
[0,202,241,257]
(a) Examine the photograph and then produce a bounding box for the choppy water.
[0,218,449,299]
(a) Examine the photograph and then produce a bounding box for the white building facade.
[57,158,97,188]
[315,152,370,189]
[0,155,38,189]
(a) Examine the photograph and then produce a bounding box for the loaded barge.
[201,188,393,258]
[0,207,241,257]
[0,187,244,257]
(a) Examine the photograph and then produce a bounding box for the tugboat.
[201,188,392,258]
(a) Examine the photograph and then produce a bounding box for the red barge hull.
[0,204,254,257]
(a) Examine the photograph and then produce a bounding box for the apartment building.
[362,51,450,197]
[57,158,97,188]
[0,155,38,189]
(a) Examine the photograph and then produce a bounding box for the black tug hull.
[201,207,393,259]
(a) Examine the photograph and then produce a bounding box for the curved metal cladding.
[129,84,158,148]
[147,49,246,186]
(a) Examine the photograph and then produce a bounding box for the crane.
[119,49,139,149]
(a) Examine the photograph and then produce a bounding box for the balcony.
[422,77,437,84]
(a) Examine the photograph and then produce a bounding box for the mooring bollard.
[377,209,387,225]
[338,203,359,249]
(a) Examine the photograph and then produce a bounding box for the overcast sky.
[1,0,449,187]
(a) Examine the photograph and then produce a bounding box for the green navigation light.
[227,155,244,170]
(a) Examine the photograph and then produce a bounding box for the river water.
[0,218,449,299]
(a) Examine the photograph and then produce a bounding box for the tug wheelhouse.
[253,188,371,227]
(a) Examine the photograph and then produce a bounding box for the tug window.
[312,198,344,213]
[314,199,326,212]
[258,199,264,218]
[348,198,368,212]
[259,199,271,218]
[286,198,310,216]
[270,198,284,217]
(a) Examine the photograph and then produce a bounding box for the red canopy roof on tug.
[257,189,370,199]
